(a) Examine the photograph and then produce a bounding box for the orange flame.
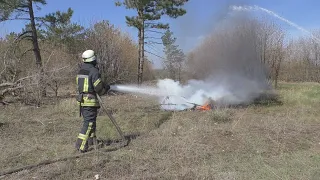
[196,102,211,111]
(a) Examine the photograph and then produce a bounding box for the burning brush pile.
[156,77,279,112]
[159,89,279,112]
[194,102,213,111]
[111,77,279,112]
[160,95,215,111]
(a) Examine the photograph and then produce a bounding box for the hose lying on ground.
[0,142,128,177]
[0,92,132,177]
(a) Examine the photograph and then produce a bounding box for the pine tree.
[116,0,189,85]
[161,29,185,81]
[40,8,85,47]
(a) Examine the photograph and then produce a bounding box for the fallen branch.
[13,65,71,83]
[1,86,23,96]
[0,101,9,105]
[43,50,55,71]
[0,83,15,88]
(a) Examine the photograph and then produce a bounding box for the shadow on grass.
[252,97,283,107]
[94,110,173,150]
[104,105,163,115]
[0,122,6,128]
[225,92,284,109]
[99,133,141,147]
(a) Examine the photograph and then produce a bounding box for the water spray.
[230,5,320,44]
[109,75,262,111]
[110,84,165,96]
[111,83,207,111]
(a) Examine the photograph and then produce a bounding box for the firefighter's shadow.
[91,133,140,152]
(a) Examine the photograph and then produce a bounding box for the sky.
[1,0,320,69]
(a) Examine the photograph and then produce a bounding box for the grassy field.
[0,82,320,180]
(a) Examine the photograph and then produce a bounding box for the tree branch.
[17,48,34,60]
[145,30,165,34]
[1,86,23,96]
[16,8,29,13]
[145,41,163,45]
[43,50,55,71]
[145,36,162,40]
[146,44,162,54]
[16,31,33,41]
[145,22,159,25]
[0,1,28,12]
[0,83,15,88]
[19,35,33,41]
[15,65,71,83]
[145,50,166,60]
[4,18,31,21]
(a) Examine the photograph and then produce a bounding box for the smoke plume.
[112,11,273,110]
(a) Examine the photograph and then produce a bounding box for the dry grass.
[0,82,320,179]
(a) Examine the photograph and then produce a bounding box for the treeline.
[186,15,320,88]
[1,1,319,106]
[0,7,154,105]
[0,0,189,106]
[282,34,320,82]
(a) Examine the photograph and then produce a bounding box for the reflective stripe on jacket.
[76,63,106,107]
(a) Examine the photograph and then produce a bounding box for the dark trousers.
[75,106,98,152]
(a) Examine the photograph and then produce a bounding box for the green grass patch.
[278,82,320,105]
[208,109,233,123]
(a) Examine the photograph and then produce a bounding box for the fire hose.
[0,95,128,177]
[96,94,126,142]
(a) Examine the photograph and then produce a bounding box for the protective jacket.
[76,63,109,107]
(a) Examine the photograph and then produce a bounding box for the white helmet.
[82,50,96,62]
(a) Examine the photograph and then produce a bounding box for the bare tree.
[258,19,285,88]
[85,20,154,84]
[0,0,47,99]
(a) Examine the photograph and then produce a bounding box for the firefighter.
[75,49,110,153]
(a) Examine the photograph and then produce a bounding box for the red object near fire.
[196,102,212,111]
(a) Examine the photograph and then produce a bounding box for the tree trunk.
[263,35,267,64]
[137,9,144,85]
[178,64,181,82]
[54,81,58,97]
[274,48,283,89]
[274,58,280,89]
[315,43,320,82]
[27,0,46,99]
[305,58,309,81]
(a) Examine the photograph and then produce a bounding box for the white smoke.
[110,6,279,111]
[111,74,270,111]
